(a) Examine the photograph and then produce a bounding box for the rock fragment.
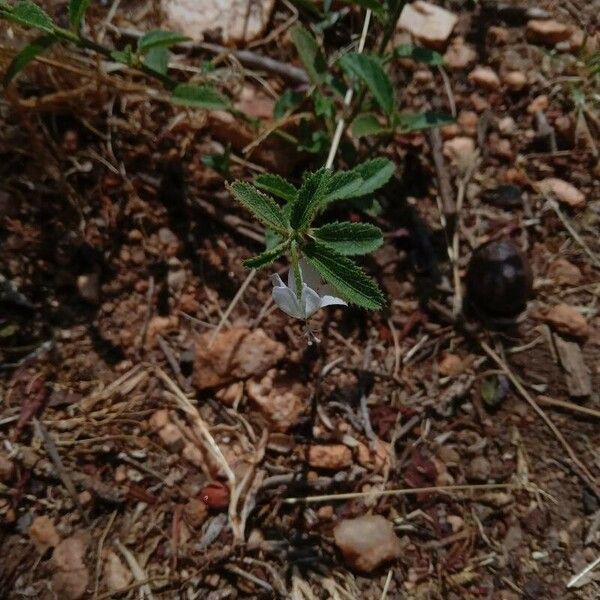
[397,1,458,50]
[246,369,308,432]
[193,328,285,390]
[538,178,585,210]
[162,0,276,44]
[308,445,352,470]
[334,515,403,573]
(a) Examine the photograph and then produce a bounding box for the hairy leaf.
[254,174,298,203]
[4,1,54,33]
[339,52,394,114]
[351,158,395,196]
[303,241,385,309]
[394,111,454,132]
[243,241,288,269]
[138,29,188,52]
[324,171,364,202]
[3,35,55,85]
[171,84,229,109]
[324,158,394,203]
[290,24,327,85]
[68,0,91,30]
[229,182,289,233]
[290,168,330,230]
[313,221,383,255]
[351,113,391,138]
[393,44,444,66]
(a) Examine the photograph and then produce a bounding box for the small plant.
[229,158,393,314]
[0,0,228,109]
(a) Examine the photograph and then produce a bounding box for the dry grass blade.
[284,482,517,504]
[480,341,600,500]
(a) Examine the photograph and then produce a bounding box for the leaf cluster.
[229,159,394,310]
[0,1,229,110]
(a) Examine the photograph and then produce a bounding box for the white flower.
[271,259,347,319]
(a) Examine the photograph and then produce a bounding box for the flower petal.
[272,285,304,319]
[319,294,347,309]
[301,284,323,318]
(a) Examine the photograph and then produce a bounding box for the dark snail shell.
[465,239,532,319]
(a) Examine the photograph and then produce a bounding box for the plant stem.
[49,24,175,88]
[325,8,372,169]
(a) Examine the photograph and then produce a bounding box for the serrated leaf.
[352,158,395,196]
[5,1,54,33]
[290,24,327,85]
[244,241,287,269]
[68,0,90,30]
[313,221,383,255]
[138,29,188,52]
[303,241,385,310]
[394,111,454,132]
[351,113,391,138]
[324,171,364,202]
[290,168,331,230]
[143,46,168,75]
[393,44,444,66]
[3,34,55,86]
[254,174,298,203]
[339,52,394,114]
[229,182,289,234]
[171,84,229,110]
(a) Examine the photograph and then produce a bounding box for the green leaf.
[339,52,394,114]
[394,111,454,132]
[313,221,383,255]
[314,90,335,119]
[290,168,331,230]
[202,147,230,176]
[324,158,395,204]
[351,113,391,138]
[350,158,395,196]
[265,228,283,250]
[110,45,133,66]
[324,171,364,202]
[290,24,327,85]
[243,241,288,269]
[3,34,55,86]
[303,241,385,309]
[274,89,303,119]
[341,0,384,16]
[229,182,289,233]
[254,174,298,203]
[143,46,169,75]
[4,1,54,33]
[138,29,188,52]
[393,44,444,66]
[171,84,229,110]
[68,0,91,31]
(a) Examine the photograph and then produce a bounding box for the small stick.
[93,511,117,600]
[428,128,455,225]
[480,341,600,500]
[115,539,155,600]
[284,482,515,504]
[380,569,393,600]
[208,268,257,347]
[566,553,600,589]
[33,418,89,523]
[546,198,600,268]
[537,395,600,419]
